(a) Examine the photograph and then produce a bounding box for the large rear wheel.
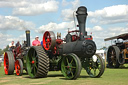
[26,46,49,78]
[4,51,14,75]
[61,53,82,80]
[107,46,120,68]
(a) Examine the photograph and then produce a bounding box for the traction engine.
[26,6,105,79]
[4,30,30,76]
[105,33,128,68]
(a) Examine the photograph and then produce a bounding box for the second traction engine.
[59,7,96,58]
[26,6,105,79]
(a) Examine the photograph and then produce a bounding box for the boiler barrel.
[58,40,96,58]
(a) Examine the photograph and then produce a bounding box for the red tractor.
[26,6,105,79]
[4,30,30,76]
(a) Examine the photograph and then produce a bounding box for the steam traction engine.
[4,30,30,76]
[105,33,128,68]
[26,6,105,79]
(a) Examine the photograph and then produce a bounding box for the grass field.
[0,63,128,85]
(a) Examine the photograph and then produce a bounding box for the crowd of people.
[8,36,43,51]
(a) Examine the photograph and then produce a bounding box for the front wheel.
[85,54,105,78]
[15,59,23,76]
[61,53,82,80]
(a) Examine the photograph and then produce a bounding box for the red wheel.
[4,51,14,75]
[15,59,23,76]
[43,31,56,50]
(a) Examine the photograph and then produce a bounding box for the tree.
[3,45,9,52]
[0,49,4,56]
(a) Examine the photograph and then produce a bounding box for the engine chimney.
[76,6,88,40]
[25,30,30,47]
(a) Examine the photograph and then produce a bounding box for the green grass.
[0,63,128,85]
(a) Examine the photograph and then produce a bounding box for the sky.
[0,0,128,49]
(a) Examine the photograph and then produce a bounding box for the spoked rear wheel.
[15,59,23,76]
[27,46,49,78]
[4,51,14,75]
[107,46,120,68]
[43,31,56,50]
[61,53,81,80]
[85,54,105,78]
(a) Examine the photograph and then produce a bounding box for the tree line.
[0,45,9,56]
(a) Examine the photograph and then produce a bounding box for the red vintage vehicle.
[4,30,30,75]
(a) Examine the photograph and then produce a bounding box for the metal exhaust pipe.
[76,6,88,40]
[25,30,30,47]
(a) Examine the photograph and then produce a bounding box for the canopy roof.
[104,33,128,41]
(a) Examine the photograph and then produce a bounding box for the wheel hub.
[6,62,8,65]
[67,64,72,71]
[31,60,35,64]
[111,56,114,59]
[17,66,19,69]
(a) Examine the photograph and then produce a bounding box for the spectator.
[8,41,15,51]
[32,36,41,46]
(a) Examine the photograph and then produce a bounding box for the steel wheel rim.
[61,55,78,79]
[43,31,51,50]
[118,52,125,64]
[4,52,9,74]
[27,48,38,78]
[15,60,20,76]
[108,47,117,66]
[86,55,103,77]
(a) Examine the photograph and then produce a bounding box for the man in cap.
[32,36,41,46]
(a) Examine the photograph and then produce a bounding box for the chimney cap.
[76,6,87,15]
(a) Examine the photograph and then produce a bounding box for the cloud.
[13,0,59,16]
[71,0,80,9]
[0,0,28,8]
[88,5,128,24]
[0,33,13,48]
[61,9,75,21]
[0,0,59,16]
[88,26,128,40]
[62,0,69,7]
[6,34,26,42]
[93,26,103,31]
[36,21,75,33]
[87,25,128,48]
[1,33,34,49]
[0,15,35,30]
[61,0,80,21]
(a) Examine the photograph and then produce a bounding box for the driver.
[9,41,15,51]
